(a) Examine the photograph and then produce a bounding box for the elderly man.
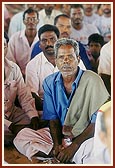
[13,38,109,163]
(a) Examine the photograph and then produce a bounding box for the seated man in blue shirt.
[13,38,110,163]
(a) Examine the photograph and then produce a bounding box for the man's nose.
[63,56,70,63]
[46,39,52,45]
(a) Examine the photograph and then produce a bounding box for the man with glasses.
[6,8,39,79]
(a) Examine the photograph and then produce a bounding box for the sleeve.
[6,36,16,63]
[14,63,38,119]
[25,60,39,95]
[90,111,97,123]
[42,78,58,120]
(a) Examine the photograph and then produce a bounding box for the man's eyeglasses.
[24,17,39,23]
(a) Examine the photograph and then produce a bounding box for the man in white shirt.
[8,4,42,38]
[83,4,99,24]
[25,24,60,111]
[6,8,39,78]
[38,4,62,26]
[93,4,111,43]
[70,4,99,45]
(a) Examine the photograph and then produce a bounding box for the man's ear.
[23,20,26,25]
[99,131,107,145]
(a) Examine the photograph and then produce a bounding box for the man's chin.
[46,51,55,56]
[62,71,73,77]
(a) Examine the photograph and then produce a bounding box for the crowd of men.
[4,3,112,165]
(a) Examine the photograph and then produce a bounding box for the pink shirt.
[6,29,39,75]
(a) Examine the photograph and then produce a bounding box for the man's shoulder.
[5,57,20,70]
[83,70,101,81]
[27,52,43,67]
[44,71,60,84]
[9,30,23,40]
[10,11,23,21]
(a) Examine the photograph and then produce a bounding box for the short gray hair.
[54,38,79,57]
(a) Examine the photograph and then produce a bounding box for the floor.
[4,145,63,165]
[4,145,44,164]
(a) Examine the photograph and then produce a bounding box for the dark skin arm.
[49,119,63,156]
[9,123,30,135]
[100,74,111,95]
[56,122,95,163]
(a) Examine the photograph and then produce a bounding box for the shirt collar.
[55,67,84,87]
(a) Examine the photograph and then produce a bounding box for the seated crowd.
[4,3,112,165]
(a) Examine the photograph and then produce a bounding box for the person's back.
[85,101,111,164]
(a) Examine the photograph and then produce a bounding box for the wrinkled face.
[56,16,72,38]
[70,7,84,27]
[4,38,8,57]
[39,31,58,56]
[56,45,80,77]
[89,42,102,59]
[23,12,39,30]
[102,4,111,15]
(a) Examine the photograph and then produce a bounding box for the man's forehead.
[71,7,84,13]
[25,12,37,17]
[40,31,57,38]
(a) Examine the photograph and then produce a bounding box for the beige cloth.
[63,70,110,137]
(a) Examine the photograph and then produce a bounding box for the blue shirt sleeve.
[42,77,58,120]
[31,41,42,59]
[90,111,97,123]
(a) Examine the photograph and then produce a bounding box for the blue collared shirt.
[42,68,97,125]
[31,41,42,59]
